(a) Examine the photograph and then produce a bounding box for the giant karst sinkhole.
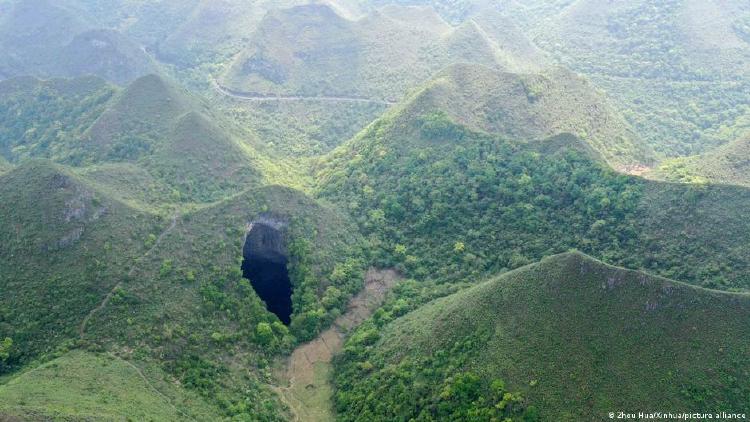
[241,221,293,325]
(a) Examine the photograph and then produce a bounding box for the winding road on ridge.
[211,79,397,106]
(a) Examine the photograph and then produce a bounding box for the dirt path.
[212,80,396,106]
[276,268,400,422]
[79,214,179,339]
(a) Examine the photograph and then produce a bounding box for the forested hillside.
[524,0,750,156]
[0,161,368,420]
[317,72,750,291]
[0,73,297,205]
[0,161,156,372]
[335,252,750,420]
[1,1,750,421]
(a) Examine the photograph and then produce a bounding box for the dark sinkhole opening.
[241,222,293,325]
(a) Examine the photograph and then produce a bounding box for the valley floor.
[273,269,400,422]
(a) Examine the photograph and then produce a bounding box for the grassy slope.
[0,350,220,421]
[652,134,750,187]
[220,4,505,101]
[335,252,750,421]
[398,63,654,168]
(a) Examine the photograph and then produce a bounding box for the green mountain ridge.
[0,157,369,420]
[1,73,285,206]
[0,75,115,164]
[335,251,750,421]
[81,74,269,203]
[220,4,509,101]
[0,0,157,84]
[0,160,157,369]
[395,63,654,168]
[2,2,750,420]
[654,134,750,187]
[317,77,750,290]
[524,0,750,156]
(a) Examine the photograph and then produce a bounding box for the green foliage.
[335,322,536,421]
[318,116,750,290]
[336,253,750,420]
[419,111,466,141]
[0,337,12,363]
[0,76,114,164]
[527,0,750,156]
[255,322,274,346]
[159,260,174,277]
[0,162,155,373]
[653,135,750,188]
[222,100,387,158]
[220,4,502,101]
[0,350,221,421]
[0,74,281,205]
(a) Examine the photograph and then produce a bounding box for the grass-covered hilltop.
[1,0,750,421]
[335,252,750,421]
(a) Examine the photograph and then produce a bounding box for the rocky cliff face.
[243,217,287,264]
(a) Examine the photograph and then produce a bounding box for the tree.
[255,323,274,346]
[0,337,12,362]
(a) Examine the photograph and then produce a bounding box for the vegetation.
[380,63,655,168]
[335,252,750,421]
[318,86,750,291]
[2,1,750,420]
[0,0,156,84]
[220,4,505,101]
[0,76,115,163]
[0,350,221,420]
[217,98,388,158]
[0,159,370,419]
[652,134,750,187]
[526,0,750,156]
[0,161,155,372]
[0,73,297,205]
